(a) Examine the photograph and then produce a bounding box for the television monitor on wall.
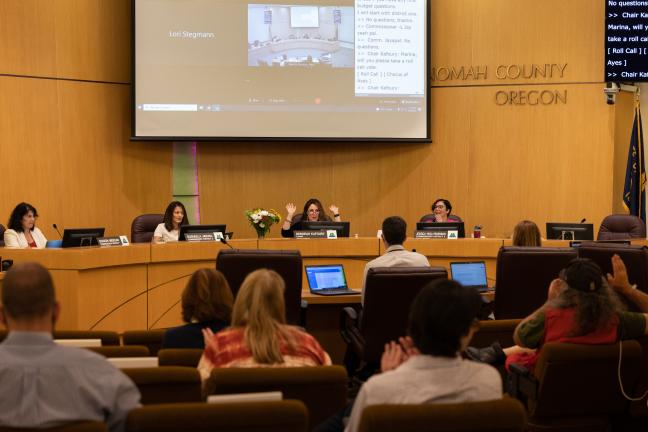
[300,221,350,237]
[62,228,106,248]
[416,222,466,238]
[133,0,430,140]
[546,223,594,241]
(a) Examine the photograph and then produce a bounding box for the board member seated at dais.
[4,202,47,248]
[281,198,341,238]
[419,198,462,223]
[152,201,189,243]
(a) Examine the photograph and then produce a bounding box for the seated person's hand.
[285,203,296,217]
[606,254,633,293]
[547,278,566,300]
[380,341,406,372]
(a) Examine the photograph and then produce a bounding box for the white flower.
[261,210,268,216]
[259,223,265,228]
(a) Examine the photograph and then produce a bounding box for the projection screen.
[133,0,430,140]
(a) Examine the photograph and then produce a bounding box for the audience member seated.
[324,279,502,432]
[466,255,648,370]
[0,262,140,431]
[511,219,542,247]
[161,268,234,349]
[152,201,188,243]
[3,202,47,248]
[361,216,430,303]
[281,198,342,238]
[198,269,331,380]
[419,198,462,223]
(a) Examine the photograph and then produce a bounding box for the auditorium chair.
[126,400,308,432]
[0,422,108,432]
[204,366,347,430]
[358,398,527,432]
[0,223,5,247]
[53,330,120,346]
[130,214,163,243]
[576,242,648,296]
[470,319,521,349]
[216,249,303,325]
[157,348,203,367]
[628,336,648,428]
[494,247,577,319]
[123,329,166,355]
[87,345,150,358]
[123,366,203,404]
[597,214,646,240]
[509,341,642,431]
[340,266,448,372]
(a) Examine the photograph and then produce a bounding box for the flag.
[623,103,646,222]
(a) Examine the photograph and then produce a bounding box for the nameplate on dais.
[294,230,327,239]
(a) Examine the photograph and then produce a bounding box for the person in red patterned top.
[198,269,331,381]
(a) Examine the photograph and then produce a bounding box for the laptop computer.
[305,264,360,296]
[450,261,489,292]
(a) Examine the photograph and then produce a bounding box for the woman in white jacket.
[4,202,47,248]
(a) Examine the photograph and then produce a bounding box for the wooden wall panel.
[0,76,172,239]
[0,0,130,83]
[431,0,603,85]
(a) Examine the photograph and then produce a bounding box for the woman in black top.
[281,198,341,238]
[161,268,234,349]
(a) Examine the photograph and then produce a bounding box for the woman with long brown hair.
[511,220,542,247]
[161,268,233,349]
[198,269,330,378]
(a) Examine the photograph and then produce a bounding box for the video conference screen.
[133,0,430,140]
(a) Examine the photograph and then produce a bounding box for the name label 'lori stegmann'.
[169,30,215,39]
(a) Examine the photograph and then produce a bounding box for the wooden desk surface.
[150,239,258,262]
[260,237,380,256]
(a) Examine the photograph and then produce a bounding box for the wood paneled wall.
[198,0,620,238]
[0,0,629,241]
[0,0,171,239]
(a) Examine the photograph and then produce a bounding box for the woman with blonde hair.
[161,268,233,349]
[512,220,542,247]
[198,269,330,378]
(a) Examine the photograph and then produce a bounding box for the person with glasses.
[4,202,47,248]
[281,198,341,238]
[419,198,462,223]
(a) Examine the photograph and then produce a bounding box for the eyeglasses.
[433,205,446,209]
[308,209,320,213]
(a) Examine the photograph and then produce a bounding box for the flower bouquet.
[245,208,282,239]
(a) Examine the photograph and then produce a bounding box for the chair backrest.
[123,329,167,356]
[87,345,150,358]
[361,266,448,363]
[530,341,642,419]
[630,336,648,418]
[358,398,527,432]
[0,223,5,247]
[598,214,646,240]
[0,422,109,432]
[494,247,577,319]
[204,366,347,430]
[53,330,120,346]
[130,214,164,243]
[122,366,203,404]
[215,249,302,325]
[126,400,308,432]
[470,319,521,349]
[157,348,203,367]
[576,242,648,296]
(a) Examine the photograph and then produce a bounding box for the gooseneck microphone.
[219,238,235,250]
[52,223,63,239]
[580,218,587,224]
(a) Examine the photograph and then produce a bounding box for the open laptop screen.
[450,261,488,289]
[305,265,348,291]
